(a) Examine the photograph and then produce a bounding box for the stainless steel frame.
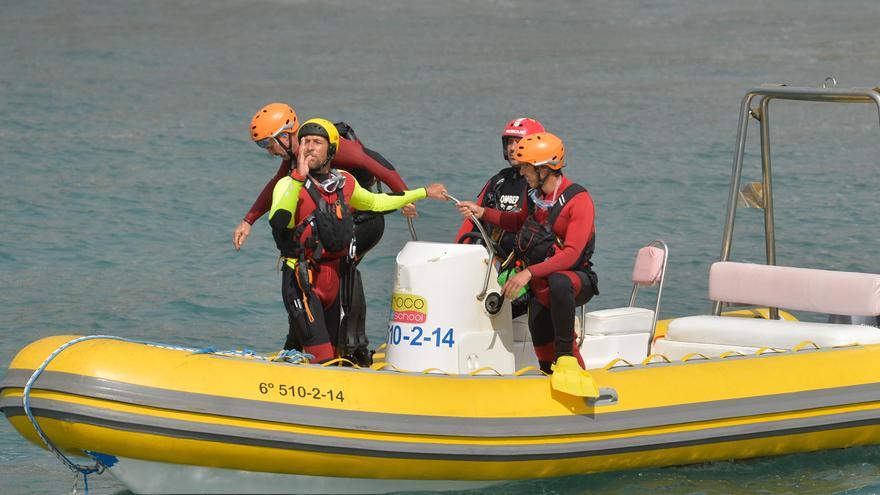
[577,240,669,349]
[713,83,880,317]
[443,193,495,301]
[631,240,669,353]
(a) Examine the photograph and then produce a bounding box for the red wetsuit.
[483,176,595,300]
[271,168,427,363]
[243,135,408,225]
[274,169,362,363]
[482,175,597,369]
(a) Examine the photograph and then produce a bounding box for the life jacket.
[289,176,355,263]
[484,167,528,213]
[513,183,595,271]
[473,168,529,258]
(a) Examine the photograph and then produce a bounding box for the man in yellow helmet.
[234,103,415,254]
[270,118,448,363]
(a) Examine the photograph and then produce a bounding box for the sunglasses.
[255,128,292,149]
[255,136,277,149]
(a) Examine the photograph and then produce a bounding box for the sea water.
[3,1,880,493]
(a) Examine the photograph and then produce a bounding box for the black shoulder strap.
[547,184,586,225]
[293,179,324,236]
[302,178,322,206]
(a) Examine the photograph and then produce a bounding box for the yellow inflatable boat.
[5,83,880,494]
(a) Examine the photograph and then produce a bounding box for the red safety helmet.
[502,118,545,160]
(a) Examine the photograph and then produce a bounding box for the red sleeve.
[527,192,595,278]
[332,138,408,192]
[482,207,528,233]
[455,180,491,243]
[243,159,290,225]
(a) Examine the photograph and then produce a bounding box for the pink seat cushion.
[631,246,665,286]
[709,262,880,316]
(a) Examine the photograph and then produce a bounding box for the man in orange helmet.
[457,132,599,374]
[233,103,414,256]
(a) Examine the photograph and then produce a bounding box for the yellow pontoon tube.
[4,327,880,495]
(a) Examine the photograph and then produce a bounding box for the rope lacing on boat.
[23,336,115,495]
[20,335,315,494]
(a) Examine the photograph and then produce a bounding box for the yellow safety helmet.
[512,132,566,170]
[250,103,299,144]
[297,118,340,160]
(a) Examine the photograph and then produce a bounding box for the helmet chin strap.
[536,166,550,188]
[536,167,562,200]
[280,133,296,161]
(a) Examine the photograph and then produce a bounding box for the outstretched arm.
[234,159,291,250]
[457,202,527,232]
[349,177,446,212]
[454,179,492,243]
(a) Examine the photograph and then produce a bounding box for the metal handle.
[407,217,417,241]
[445,193,494,301]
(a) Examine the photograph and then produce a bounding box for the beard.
[305,154,325,170]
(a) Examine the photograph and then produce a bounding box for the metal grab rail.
[714,83,880,316]
[444,193,495,301]
[406,217,417,241]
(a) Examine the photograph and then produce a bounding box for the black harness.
[290,178,355,263]
[513,184,595,271]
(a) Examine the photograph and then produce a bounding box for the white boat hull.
[107,456,502,494]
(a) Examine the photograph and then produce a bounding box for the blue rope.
[272,348,314,363]
[22,335,114,494]
[21,335,307,494]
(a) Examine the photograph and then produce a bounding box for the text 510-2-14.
[258,383,345,403]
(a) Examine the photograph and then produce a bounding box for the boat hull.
[107,456,500,495]
[3,335,880,493]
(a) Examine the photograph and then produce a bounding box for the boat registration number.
[386,324,455,348]
[258,383,345,403]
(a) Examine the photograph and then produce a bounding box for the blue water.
[3,0,880,493]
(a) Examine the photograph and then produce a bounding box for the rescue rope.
[22,336,113,495]
[21,335,314,494]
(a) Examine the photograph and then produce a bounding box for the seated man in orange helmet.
[269,118,448,363]
[457,132,599,375]
[233,102,414,255]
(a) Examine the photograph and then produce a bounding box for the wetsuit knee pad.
[547,273,576,306]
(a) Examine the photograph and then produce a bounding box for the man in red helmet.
[233,103,415,257]
[455,118,545,317]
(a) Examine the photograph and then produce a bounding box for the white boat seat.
[665,315,880,350]
[584,307,654,336]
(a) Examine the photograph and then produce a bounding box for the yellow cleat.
[550,356,600,397]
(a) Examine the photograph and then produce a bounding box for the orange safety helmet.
[511,132,565,170]
[249,103,299,142]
